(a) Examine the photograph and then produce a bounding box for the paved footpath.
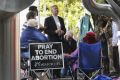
[21,70,120,80]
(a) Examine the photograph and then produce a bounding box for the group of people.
[20,5,77,79]
[20,4,120,80]
[96,16,120,76]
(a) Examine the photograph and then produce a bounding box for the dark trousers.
[101,41,110,74]
[73,69,91,80]
[112,46,120,71]
[53,69,61,78]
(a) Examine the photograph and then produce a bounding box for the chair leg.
[73,69,77,80]
[68,66,74,80]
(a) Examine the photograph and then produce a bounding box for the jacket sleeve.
[59,17,66,35]
[44,18,57,36]
[33,31,48,42]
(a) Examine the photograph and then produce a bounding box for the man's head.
[29,6,38,16]
[51,5,58,16]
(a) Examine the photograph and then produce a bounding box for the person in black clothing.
[63,31,77,54]
[61,31,77,77]
[96,16,111,75]
[29,6,45,32]
[44,5,66,78]
[44,5,66,42]
[29,6,38,16]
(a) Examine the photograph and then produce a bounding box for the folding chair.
[76,41,102,80]
[62,56,78,80]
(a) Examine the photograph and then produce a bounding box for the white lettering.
[35,50,43,55]
[31,55,63,60]
[38,44,53,49]
[45,49,57,54]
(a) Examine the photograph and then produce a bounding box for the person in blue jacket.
[20,19,48,58]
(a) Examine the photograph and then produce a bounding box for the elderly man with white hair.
[20,19,48,58]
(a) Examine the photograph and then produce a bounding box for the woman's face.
[65,34,73,41]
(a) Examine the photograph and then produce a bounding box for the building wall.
[0,0,35,79]
[0,15,20,80]
[0,19,4,80]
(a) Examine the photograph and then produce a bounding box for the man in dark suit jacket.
[44,5,66,78]
[44,5,66,42]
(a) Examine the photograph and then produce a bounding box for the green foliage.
[39,0,84,39]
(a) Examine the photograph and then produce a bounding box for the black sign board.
[29,42,64,70]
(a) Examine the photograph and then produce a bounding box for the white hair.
[65,31,73,37]
[27,19,38,27]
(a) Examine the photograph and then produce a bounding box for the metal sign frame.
[29,42,64,70]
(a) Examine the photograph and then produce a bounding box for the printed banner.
[29,42,64,70]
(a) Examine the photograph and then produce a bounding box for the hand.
[64,54,71,57]
[55,29,60,34]
[55,29,63,36]
[60,30,64,35]
[57,30,64,36]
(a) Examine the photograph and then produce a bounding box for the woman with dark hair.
[22,6,45,33]
[22,11,36,32]
[29,6,46,32]
[29,6,38,16]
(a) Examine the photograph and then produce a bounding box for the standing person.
[77,13,93,41]
[28,6,46,34]
[22,11,36,31]
[111,21,120,74]
[29,6,45,32]
[29,6,38,17]
[44,5,66,42]
[96,16,112,75]
[21,6,38,33]
[44,5,66,78]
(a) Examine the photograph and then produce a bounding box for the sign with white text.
[29,42,64,70]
